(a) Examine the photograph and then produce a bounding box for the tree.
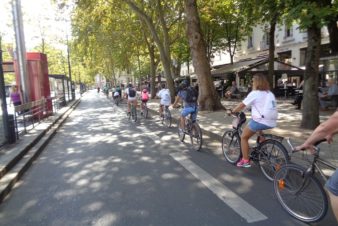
[184,0,223,111]
[124,0,178,101]
[286,0,333,129]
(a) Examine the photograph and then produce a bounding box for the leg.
[240,126,256,160]
[127,100,131,113]
[325,169,338,222]
[159,105,163,116]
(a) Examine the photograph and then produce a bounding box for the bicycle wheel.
[177,120,185,142]
[131,106,137,122]
[222,130,241,164]
[274,164,328,223]
[164,109,172,127]
[143,107,148,119]
[190,123,202,151]
[258,140,289,181]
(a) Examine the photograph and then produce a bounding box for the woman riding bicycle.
[230,73,278,168]
[157,83,171,117]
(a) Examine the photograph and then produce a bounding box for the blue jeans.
[326,169,338,196]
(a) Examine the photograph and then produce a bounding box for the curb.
[0,99,81,203]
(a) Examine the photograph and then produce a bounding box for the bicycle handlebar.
[285,137,326,155]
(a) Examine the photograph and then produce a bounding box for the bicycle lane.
[116,100,315,225]
[144,99,337,225]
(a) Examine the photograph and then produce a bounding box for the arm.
[231,102,246,113]
[297,111,338,151]
[172,95,181,108]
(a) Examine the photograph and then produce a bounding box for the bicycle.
[222,109,289,181]
[141,101,148,119]
[128,103,137,122]
[161,106,172,127]
[113,96,120,106]
[177,110,202,151]
[273,138,337,223]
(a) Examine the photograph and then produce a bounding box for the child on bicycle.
[141,88,149,115]
[229,73,278,168]
[295,111,338,222]
[157,83,171,117]
[172,80,198,135]
[125,83,137,115]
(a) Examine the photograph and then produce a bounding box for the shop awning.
[211,58,267,79]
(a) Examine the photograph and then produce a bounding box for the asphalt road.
[0,90,336,226]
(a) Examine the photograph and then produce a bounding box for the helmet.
[180,80,189,89]
[142,89,147,93]
[127,83,132,88]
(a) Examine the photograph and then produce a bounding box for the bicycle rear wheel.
[274,164,328,223]
[258,139,289,181]
[143,106,148,119]
[163,109,172,127]
[131,106,137,122]
[190,123,202,151]
[222,130,241,164]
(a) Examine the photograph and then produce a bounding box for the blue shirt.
[178,89,197,108]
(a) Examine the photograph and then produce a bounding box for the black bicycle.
[141,101,149,119]
[177,111,202,151]
[161,106,172,127]
[274,138,336,223]
[222,110,289,181]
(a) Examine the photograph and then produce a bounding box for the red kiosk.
[14,52,53,116]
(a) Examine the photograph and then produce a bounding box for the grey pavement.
[0,91,337,204]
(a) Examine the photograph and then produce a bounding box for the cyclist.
[140,88,150,115]
[295,111,338,222]
[172,80,198,135]
[229,73,278,168]
[157,83,171,117]
[124,83,137,116]
[113,89,120,103]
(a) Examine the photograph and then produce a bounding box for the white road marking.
[170,152,268,223]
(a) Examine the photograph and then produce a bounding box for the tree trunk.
[327,16,338,55]
[268,19,276,88]
[300,24,320,129]
[184,0,223,111]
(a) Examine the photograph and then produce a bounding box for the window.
[247,36,253,49]
[284,25,293,38]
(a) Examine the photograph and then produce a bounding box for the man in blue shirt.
[172,80,198,134]
[319,79,338,110]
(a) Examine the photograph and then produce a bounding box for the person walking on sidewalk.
[172,80,198,135]
[10,85,22,106]
[157,83,171,117]
[229,73,278,168]
[295,111,338,223]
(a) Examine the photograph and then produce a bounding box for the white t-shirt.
[243,90,278,127]
[125,88,137,100]
[114,91,120,97]
[157,89,171,106]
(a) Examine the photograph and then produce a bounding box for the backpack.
[185,86,198,103]
[128,88,136,98]
[141,91,149,101]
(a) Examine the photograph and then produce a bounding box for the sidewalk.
[146,98,338,166]
[0,97,81,202]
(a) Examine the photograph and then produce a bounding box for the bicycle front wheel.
[222,130,241,164]
[258,140,289,181]
[274,164,328,223]
[164,109,172,127]
[190,123,202,151]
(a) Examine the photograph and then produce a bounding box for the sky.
[0,0,71,51]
